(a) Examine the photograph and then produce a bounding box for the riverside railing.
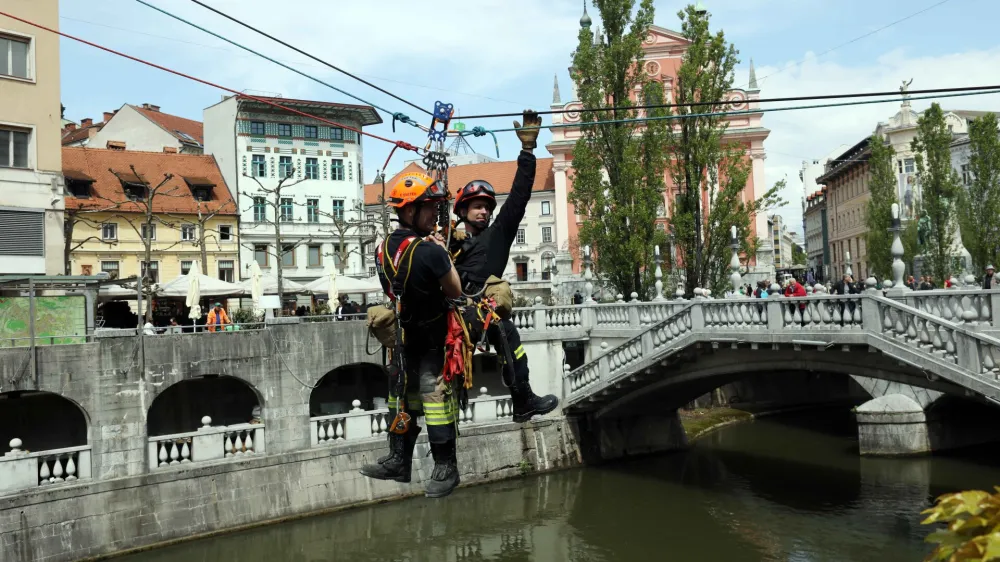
[147,417,265,470]
[0,439,93,495]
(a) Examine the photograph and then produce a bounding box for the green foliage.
[912,103,961,282]
[230,308,262,325]
[791,243,807,266]
[665,5,784,296]
[957,112,1000,272]
[568,0,668,298]
[865,134,898,279]
[922,487,1000,561]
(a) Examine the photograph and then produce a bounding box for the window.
[141,223,156,241]
[515,262,528,282]
[307,199,319,223]
[0,35,30,79]
[541,254,553,281]
[541,226,552,244]
[254,244,269,266]
[280,198,293,222]
[100,261,120,280]
[192,188,211,201]
[308,245,322,267]
[331,159,345,181]
[0,127,29,168]
[278,123,292,137]
[305,157,319,180]
[123,182,146,201]
[101,223,118,240]
[541,201,551,216]
[252,154,266,177]
[253,196,267,222]
[281,244,295,267]
[656,202,666,217]
[218,260,234,282]
[66,179,91,197]
[962,163,973,186]
[304,125,318,139]
[332,199,344,221]
[330,127,344,141]
[219,225,232,241]
[181,224,196,241]
[368,266,377,277]
[250,121,265,135]
[180,260,193,275]
[279,156,293,178]
[141,261,159,283]
[904,158,915,174]
[516,229,525,245]
[0,209,42,256]
[332,244,342,268]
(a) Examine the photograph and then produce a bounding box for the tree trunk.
[63,217,74,275]
[274,199,284,317]
[199,223,209,276]
[143,212,154,323]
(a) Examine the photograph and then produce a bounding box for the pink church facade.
[544,23,770,275]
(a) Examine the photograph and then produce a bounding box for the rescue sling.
[366,236,421,349]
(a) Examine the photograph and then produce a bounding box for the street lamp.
[729,225,742,294]
[888,202,910,292]
[582,245,594,304]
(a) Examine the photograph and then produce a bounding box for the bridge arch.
[0,390,90,454]
[310,362,388,415]
[147,375,263,436]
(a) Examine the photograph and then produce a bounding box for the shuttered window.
[0,209,43,256]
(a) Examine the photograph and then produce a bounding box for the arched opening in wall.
[471,353,506,396]
[310,363,389,416]
[147,376,262,437]
[0,391,89,454]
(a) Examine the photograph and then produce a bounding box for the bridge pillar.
[572,410,687,463]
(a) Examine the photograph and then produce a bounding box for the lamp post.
[653,245,665,301]
[729,225,742,294]
[582,245,594,304]
[888,202,909,291]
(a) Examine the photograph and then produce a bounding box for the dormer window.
[183,176,215,202]
[113,170,147,200]
[64,170,95,198]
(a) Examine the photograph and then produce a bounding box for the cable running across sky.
[0,9,420,154]
[132,0,427,133]
[184,0,432,119]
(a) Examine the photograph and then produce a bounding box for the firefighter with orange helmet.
[360,171,464,498]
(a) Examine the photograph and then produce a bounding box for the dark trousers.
[463,307,529,391]
[386,345,455,443]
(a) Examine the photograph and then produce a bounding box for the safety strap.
[376,236,421,302]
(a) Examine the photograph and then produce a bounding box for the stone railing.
[147,417,265,470]
[459,389,514,424]
[0,439,93,495]
[902,289,997,328]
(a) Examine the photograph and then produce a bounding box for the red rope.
[0,10,417,151]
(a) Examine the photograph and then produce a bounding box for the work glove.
[514,109,541,151]
[451,229,468,242]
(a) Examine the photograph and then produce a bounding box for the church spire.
[580,0,592,28]
[552,73,562,105]
[748,58,758,90]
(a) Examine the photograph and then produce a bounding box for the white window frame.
[307,244,322,267]
[100,261,120,279]
[101,222,118,241]
[0,30,34,82]
[181,224,196,241]
[141,223,156,241]
[180,260,193,275]
[516,229,525,245]
[0,123,32,170]
[541,200,551,216]
[219,225,232,241]
[218,260,234,282]
[141,260,159,283]
[541,226,552,244]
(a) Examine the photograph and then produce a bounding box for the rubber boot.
[511,382,559,423]
[359,424,421,483]
[424,440,460,498]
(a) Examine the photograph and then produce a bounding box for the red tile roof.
[236,95,383,127]
[61,123,104,145]
[132,105,204,146]
[62,147,236,215]
[363,157,554,205]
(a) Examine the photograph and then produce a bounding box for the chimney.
[65,123,77,131]
[103,111,114,123]
[81,118,93,127]
[163,146,178,153]
[106,140,126,150]
[141,103,161,112]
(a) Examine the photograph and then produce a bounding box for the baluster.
[65,455,77,481]
[319,420,329,442]
[169,442,180,464]
[792,305,802,325]
[52,457,64,482]
[379,414,387,433]
[371,416,379,435]
[226,433,236,456]
[918,318,931,348]
[982,346,996,375]
[931,324,944,352]
[245,431,254,452]
[906,315,918,341]
[180,441,191,462]
[158,442,169,466]
[801,303,812,325]
[39,459,51,484]
[943,329,956,357]
[783,304,792,326]
[852,301,863,325]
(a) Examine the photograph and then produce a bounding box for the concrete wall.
[0,419,580,562]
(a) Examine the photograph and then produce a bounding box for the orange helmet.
[388,172,447,209]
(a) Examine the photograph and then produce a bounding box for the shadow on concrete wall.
[147,376,262,436]
[310,363,389,416]
[0,391,89,454]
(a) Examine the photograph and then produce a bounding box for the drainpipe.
[29,278,37,388]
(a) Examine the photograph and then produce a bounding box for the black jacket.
[453,151,536,287]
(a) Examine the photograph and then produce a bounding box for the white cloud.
[752,47,1000,233]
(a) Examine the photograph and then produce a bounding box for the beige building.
[0,0,64,274]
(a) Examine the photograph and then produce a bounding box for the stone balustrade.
[147,416,266,470]
[0,439,92,495]
[459,388,514,424]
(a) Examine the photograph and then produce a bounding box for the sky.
[54,0,1000,235]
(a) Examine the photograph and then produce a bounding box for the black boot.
[424,440,460,498]
[511,382,559,423]
[359,424,421,483]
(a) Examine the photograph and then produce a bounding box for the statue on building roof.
[900,78,913,99]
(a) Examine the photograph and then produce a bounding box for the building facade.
[87,104,204,154]
[544,14,770,276]
[204,95,381,283]
[364,157,558,299]
[803,189,828,280]
[0,0,65,275]
[62,147,238,283]
[768,214,796,270]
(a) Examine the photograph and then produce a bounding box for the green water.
[119,410,1000,561]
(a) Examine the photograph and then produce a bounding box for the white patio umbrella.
[186,261,202,321]
[250,261,263,312]
[327,266,339,306]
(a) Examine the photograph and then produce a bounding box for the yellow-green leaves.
[922,488,1000,561]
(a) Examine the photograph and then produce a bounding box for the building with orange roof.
[546,10,771,278]
[0,0,64,275]
[364,157,560,300]
[87,103,204,154]
[62,147,238,284]
[204,95,381,294]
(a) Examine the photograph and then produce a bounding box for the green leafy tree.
[864,133,898,280]
[957,112,1000,272]
[791,243,807,266]
[568,0,668,298]
[666,5,783,296]
[912,103,961,282]
[922,487,1000,561]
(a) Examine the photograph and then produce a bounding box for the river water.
[120,409,1000,562]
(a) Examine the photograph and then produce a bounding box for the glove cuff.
[521,140,537,150]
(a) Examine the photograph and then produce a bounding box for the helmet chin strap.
[459,210,490,232]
